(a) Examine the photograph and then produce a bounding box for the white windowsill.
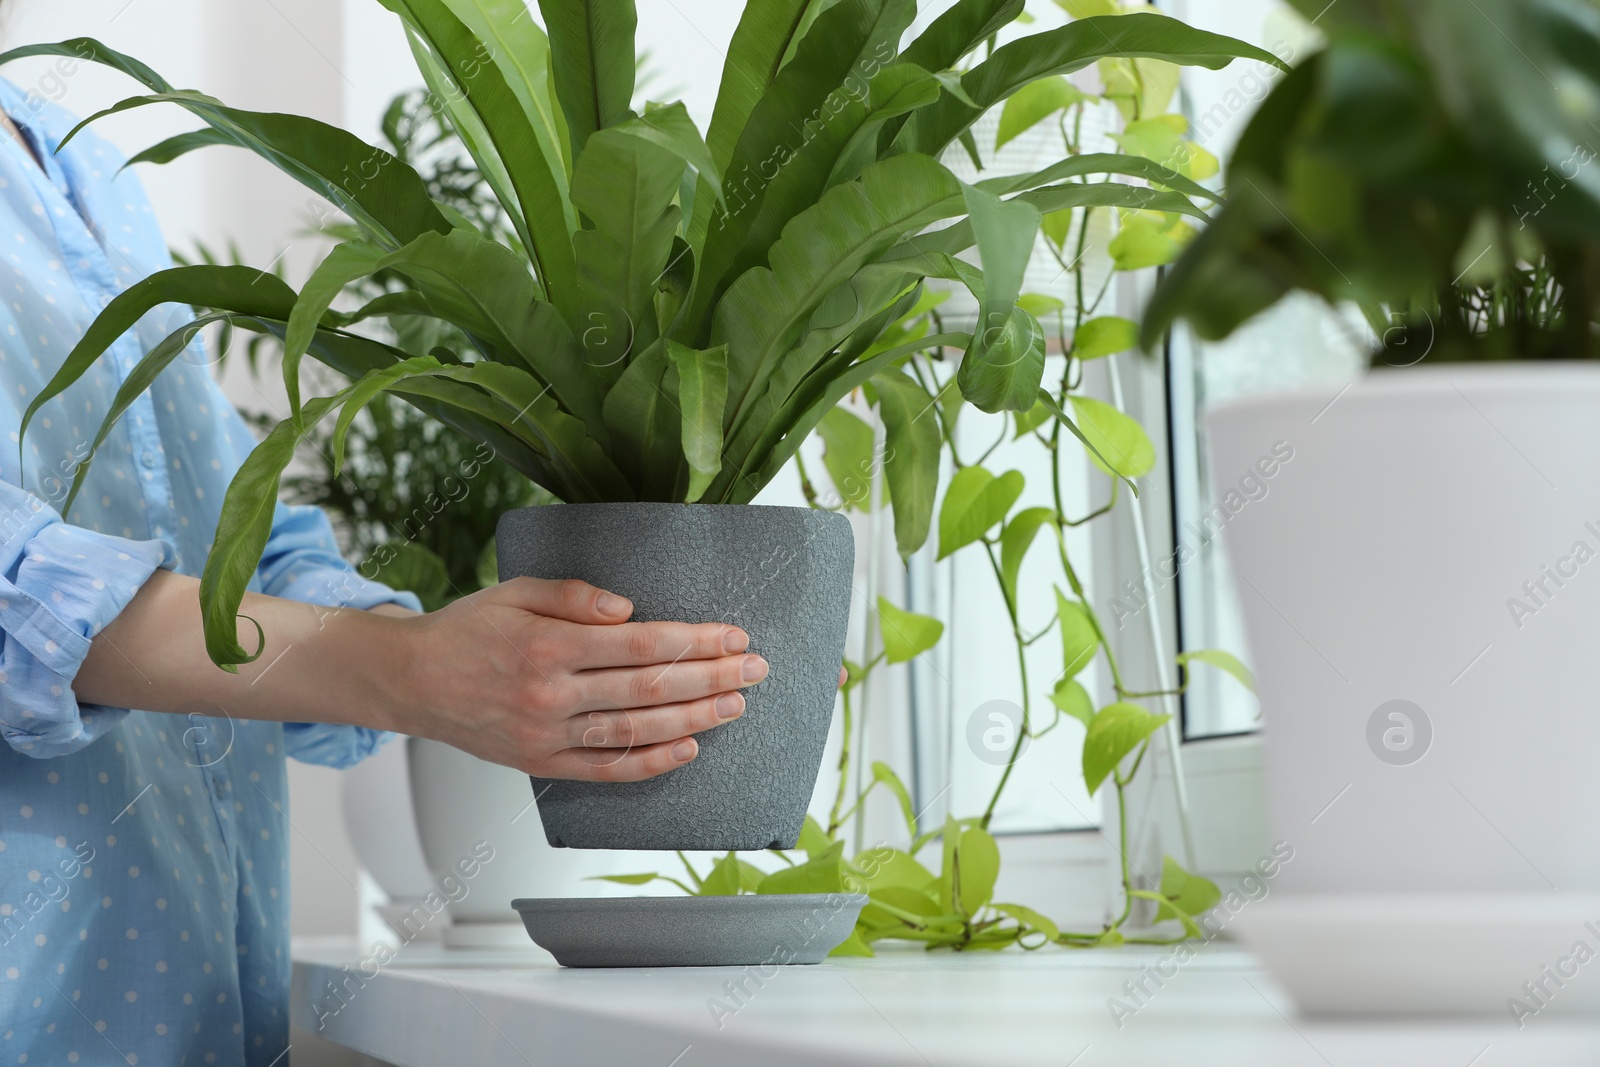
[291,937,1600,1065]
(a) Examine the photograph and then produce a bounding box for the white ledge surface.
[292,937,1600,1066]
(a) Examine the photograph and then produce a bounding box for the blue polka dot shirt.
[0,77,421,1066]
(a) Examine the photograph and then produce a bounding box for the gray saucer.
[511,893,868,968]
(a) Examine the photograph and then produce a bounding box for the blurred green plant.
[1141,0,1600,363]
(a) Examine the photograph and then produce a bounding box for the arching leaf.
[439,0,566,175]
[203,392,350,670]
[715,153,966,434]
[56,89,448,249]
[691,0,917,322]
[902,13,1288,158]
[873,368,941,556]
[537,0,637,160]
[382,0,579,308]
[571,122,685,360]
[123,127,232,168]
[665,342,728,503]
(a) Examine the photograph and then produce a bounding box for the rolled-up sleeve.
[257,499,422,769]
[0,482,174,758]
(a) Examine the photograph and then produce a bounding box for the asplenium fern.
[9,0,1278,670]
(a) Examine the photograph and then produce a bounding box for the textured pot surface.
[497,503,854,851]
[1207,364,1600,893]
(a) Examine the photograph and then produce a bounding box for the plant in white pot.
[1141,0,1600,922]
[16,0,1275,862]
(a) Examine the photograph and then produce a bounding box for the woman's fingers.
[570,619,749,669]
[490,576,634,625]
[566,692,745,750]
[543,736,702,783]
[575,651,767,711]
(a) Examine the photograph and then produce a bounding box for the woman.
[0,32,772,1067]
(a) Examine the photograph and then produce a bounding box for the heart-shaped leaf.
[996,75,1092,150]
[1050,677,1095,727]
[1071,315,1139,359]
[1056,590,1101,680]
[994,901,1061,942]
[1153,854,1222,934]
[951,824,1001,916]
[879,598,945,665]
[1000,506,1055,604]
[1176,648,1257,694]
[938,466,1026,559]
[1082,701,1170,795]
[871,760,921,837]
[1069,395,1155,478]
[759,840,847,895]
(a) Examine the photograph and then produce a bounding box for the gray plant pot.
[496,502,854,851]
[512,893,870,967]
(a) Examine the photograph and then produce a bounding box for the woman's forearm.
[72,570,773,782]
[76,568,417,731]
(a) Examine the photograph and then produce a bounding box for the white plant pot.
[1208,364,1600,894]
[406,739,675,946]
[340,737,433,902]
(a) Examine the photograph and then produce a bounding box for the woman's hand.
[392,578,767,782]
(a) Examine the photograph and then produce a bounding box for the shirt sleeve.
[0,481,175,759]
[256,499,422,769]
